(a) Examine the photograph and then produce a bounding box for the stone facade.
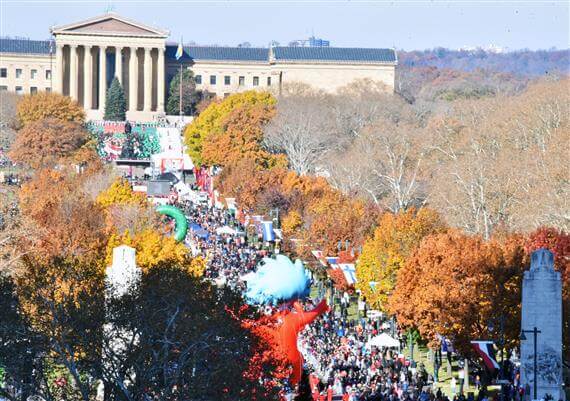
[520,249,564,401]
[1,13,397,122]
[0,52,53,95]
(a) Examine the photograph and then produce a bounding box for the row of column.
[55,44,165,114]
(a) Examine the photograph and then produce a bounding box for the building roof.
[0,38,53,55]
[272,47,397,63]
[165,45,396,64]
[166,45,269,62]
[51,13,169,38]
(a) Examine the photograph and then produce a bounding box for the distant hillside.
[398,48,570,77]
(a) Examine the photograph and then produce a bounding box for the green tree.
[104,77,127,121]
[166,69,200,116]
[100,263,280,401]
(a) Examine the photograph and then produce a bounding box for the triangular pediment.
[51,13,169,38]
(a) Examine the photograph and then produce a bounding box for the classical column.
[128,47,138,112]
[143,47,152,112]
[55,43,64,94]
[115,46,123,85]
[99,46,107,113]
[157,47,165,113]
[84,45,93,110]
[69,44,78,101]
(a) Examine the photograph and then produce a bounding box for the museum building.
[0,13,397,121]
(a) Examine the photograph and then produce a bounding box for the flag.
[339,263,357,285]
[175,38,183,60]
[471,341,500,372]
[261,221,275,242]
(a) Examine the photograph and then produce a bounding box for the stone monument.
[520,249,564,401]
[96,245,141,400]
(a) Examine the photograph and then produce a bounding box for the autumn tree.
[14,256,104,401]
[16,91,85,127]
[184,90,276,166]
[202,101,285,169]
[9,118,90,169]
[96,177,147,209]
[166,68,201,116]
[301,188,378,257]
[104,77,127,121]
[356,208,444,310]
[388,231,527,355]
[18,168,107,262]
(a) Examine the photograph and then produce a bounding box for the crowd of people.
[174,193,511,401]
[179,200,264,291]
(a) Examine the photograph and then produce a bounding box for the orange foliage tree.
[356,208,445,311]
[18,168,107,262]
[301,189,377,257]
[16,91,85,127]
[202,102,285,169]
[9,118,90,169]
[388,231,527,355]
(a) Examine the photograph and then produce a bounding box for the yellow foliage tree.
[105,229,202,276]
[183,91,276,166]
[281,210,303,237]
[201,102,285,169]
[96,178,147,209]
[302,189,374,256]
[356,208,445,311]
[17,92,85,127]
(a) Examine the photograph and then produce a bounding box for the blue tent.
[189,223,209,239]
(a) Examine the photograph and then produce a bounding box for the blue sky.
[1,1,568,51]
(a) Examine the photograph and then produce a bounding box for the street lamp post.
[520,327,541,401]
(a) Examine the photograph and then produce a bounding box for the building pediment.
[51,13,169,38]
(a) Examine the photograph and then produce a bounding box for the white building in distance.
[0,13,397,121]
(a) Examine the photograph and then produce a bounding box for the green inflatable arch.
[156,205,188,242]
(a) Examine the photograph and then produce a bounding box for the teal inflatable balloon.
[156,205,188,242]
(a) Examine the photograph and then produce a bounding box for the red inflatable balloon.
[271,299,329,385]
[232,299,328,388]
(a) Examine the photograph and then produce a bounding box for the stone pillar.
[143,47,152,112]
[69,44,78,101]
[55,43,64,94]
[520,249,563,401]
[115,46,123,85]
[157,47,165,113]
[128,47,138,112]
[84,45,92,110]
[98,46,107,113]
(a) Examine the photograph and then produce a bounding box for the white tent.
[366,333,400,349]
[216,225,237,235]
[151,150,194,172]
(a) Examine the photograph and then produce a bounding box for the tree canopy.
[16,92,85,127]
[183,90,276,166]
[356,208,444,310]
[388,231,527,355]
[8,118,90,169]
